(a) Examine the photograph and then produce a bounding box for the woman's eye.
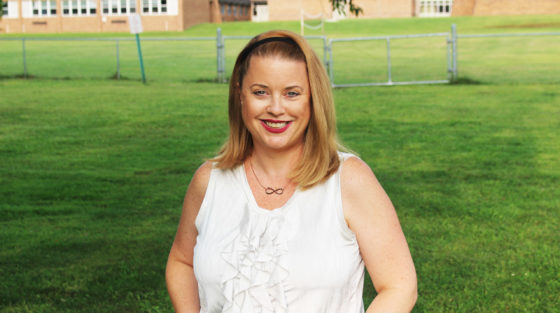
[253,90,266,96]
[286,91,300,97]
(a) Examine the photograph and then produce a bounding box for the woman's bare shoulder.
[183,161,214,210]
[340,156,377,189]
[340,156,392,222]
[190,161,213,192]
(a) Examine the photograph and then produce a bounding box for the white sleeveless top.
[193,153,365,313]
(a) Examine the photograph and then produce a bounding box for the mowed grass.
[1,14,560,313]
[1,79,559,312]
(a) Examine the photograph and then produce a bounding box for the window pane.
[151,0,157,13]
[143,0,149,13]
[102,0,108,13]
[120,0,126,13]
[112,0,118,13]
[161,0,166,13]
[129,0,135,13]
[50,0,57,14]
[81,0,86,13]
[88,0,96,13]
[41,0,47,15]
[72,0,78,14]
[63,0,69,14]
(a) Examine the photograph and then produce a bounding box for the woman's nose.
[267,94,285,115]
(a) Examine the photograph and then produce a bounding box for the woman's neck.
[249,145,303,179]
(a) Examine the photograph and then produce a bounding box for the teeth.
[265,121,288,128]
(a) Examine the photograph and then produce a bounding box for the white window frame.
[61,0,97,16]
[102,0,135,15]
[32,0,56,17]
[141,0,173,15]
[417,0,453,17]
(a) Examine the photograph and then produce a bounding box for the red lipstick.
[261,120,292,133]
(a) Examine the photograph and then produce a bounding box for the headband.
[237,36,300,63]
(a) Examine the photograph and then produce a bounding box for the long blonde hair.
[212,30,343,189]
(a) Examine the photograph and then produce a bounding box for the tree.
[329,0,363,17]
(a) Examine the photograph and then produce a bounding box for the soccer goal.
[300,9,324,36]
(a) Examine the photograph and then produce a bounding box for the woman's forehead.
[243,56,309,87]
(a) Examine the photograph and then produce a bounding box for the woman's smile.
[261,120,292,133]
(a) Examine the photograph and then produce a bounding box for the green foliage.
[330,0,363,17]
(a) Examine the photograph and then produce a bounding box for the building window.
[220,3,224,15]
[417,0,453,17]
[32,0,56,16]
[101,0,136,15]
[102,0,133,14]
[61,0,96,16]
[142,0,169,14]
[71,0,77,14]
[2,1,8,16]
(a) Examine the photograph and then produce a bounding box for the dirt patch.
[488,23,560,29]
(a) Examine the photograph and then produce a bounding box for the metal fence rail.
[328,31,453,87]
[454,31,560,83]
[1,25,559,86]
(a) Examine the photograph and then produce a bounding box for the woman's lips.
[261,120,292,133]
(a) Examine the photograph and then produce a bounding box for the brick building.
[452,0,560,16]
[1,0,557,34]
[0,0,214,33]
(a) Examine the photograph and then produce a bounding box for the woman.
[166,30,417,313]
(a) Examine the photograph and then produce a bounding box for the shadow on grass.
[450,76,484,85]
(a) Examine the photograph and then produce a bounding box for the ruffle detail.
[220,207,292,313]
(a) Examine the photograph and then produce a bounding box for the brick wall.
[268,0,413,20]
[183,0,210,29]
[453,0,560,16]
[451,0,475,16]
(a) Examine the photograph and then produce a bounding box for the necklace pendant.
[265,187,284,195]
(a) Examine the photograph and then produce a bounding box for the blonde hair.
[212,30,343,189]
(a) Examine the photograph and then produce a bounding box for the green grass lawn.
[1,14,560,313]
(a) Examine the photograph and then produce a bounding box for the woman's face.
[240,55,311,153]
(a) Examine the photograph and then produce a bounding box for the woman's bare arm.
[341,157,417,313]
[166,162,212,313]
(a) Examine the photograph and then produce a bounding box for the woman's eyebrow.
[249,83,269,88]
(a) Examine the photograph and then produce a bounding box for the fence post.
[322,36,329,73]
[216,28,225,83]
[451,23,458,81]
[22,38,28,78]
[116,39,120,80]
[328,39,334,86]
[447,30,452,81]
[386,37,392,84]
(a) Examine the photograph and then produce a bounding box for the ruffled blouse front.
[193,154,364,313]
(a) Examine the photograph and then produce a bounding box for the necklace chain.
[249,159,285,195]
